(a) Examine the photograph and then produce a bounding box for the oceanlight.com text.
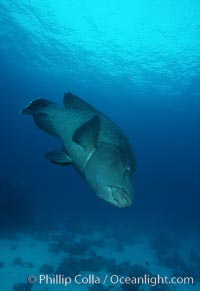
[109,274,194,286]
[28,273,195,287]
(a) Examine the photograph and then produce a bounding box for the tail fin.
[20,98,54,115]
[20,98,59,137]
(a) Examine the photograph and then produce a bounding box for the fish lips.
[109,185,133,208]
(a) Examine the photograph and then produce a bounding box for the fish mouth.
[110,186,132,207]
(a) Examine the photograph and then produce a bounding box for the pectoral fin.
[44,150,72,166]
[73,115,100,149]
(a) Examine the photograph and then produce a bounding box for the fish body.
[21,92,136,207]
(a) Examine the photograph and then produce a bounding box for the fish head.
[85,143,135,208]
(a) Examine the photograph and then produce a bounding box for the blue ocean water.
[0,1,200,290]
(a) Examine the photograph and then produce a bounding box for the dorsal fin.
[63,92,99,113]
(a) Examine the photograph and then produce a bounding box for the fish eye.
[123,166,131,177]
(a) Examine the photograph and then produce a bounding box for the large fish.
[21,92,136,207]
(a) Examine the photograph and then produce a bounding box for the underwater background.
[0,1,200,290]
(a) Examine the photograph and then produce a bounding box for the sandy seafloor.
[0,225,199,291]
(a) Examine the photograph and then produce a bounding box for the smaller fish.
[145,261,150,267]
